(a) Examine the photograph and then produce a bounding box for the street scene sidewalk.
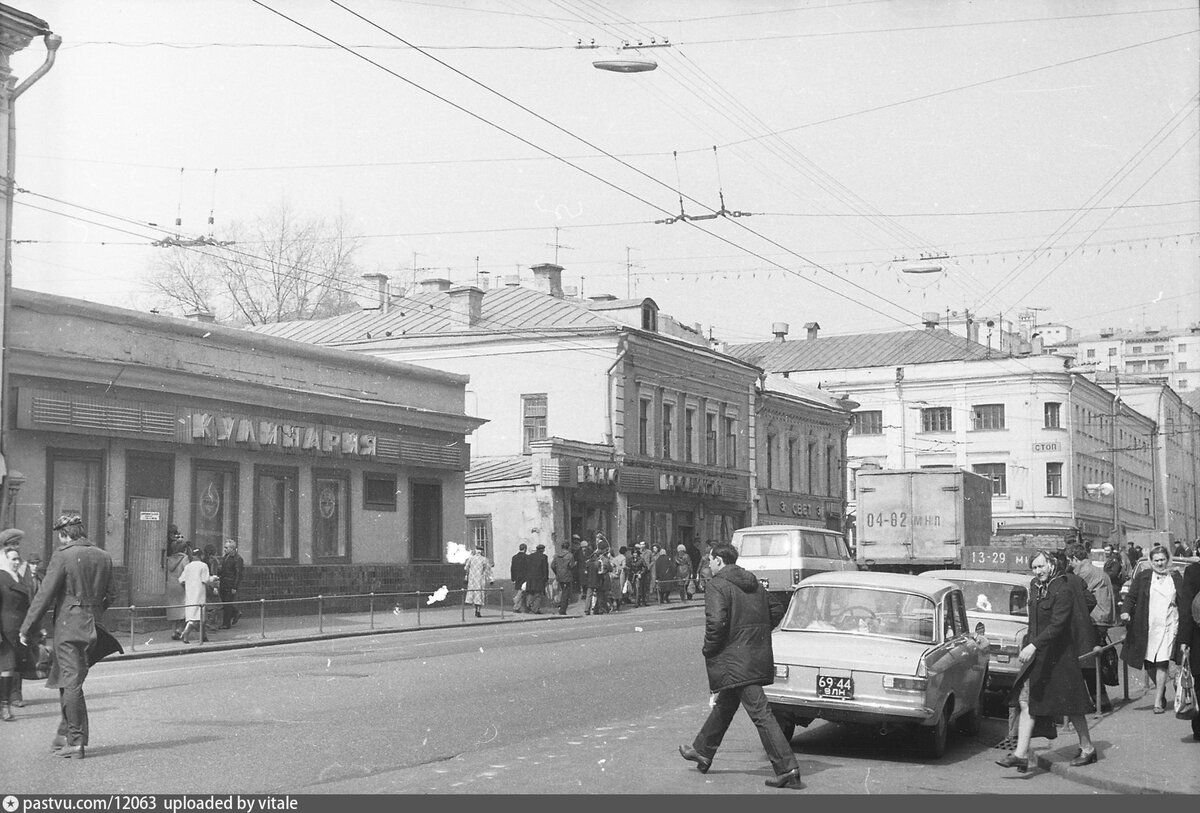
[91,592,1200,795]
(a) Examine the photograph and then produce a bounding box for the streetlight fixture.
[1084,483,1114,499]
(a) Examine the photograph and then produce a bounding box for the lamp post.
[2,5,59,520]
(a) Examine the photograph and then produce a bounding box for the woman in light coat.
[463,545,493,618]
[1120,545,1186,713]
[179,547,215,644]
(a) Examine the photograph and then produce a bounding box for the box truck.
[855,468,993,574]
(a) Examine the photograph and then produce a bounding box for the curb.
[111,611,572,661]
[1030,750,1179,795]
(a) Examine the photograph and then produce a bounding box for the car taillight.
[775,664,789,679]
[882,675,927,692]
[791,568,801,585]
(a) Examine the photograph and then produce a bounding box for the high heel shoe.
[995,753,1029,773]
[1069,748,1097,767]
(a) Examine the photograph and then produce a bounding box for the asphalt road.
[5,606,1109,795]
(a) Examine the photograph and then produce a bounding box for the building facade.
[4,290,482,606]
[1053,323,1200,394]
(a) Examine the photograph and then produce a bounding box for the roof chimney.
[530,263,564,297]
[361,272,390,314]
[447,285,484,327]
[419,277,452,293]
[921,311,940,331]
[804,321,820,340]
[185,310,215,323]
[771,322,789,342]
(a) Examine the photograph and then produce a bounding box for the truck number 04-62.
[865,512,907,528]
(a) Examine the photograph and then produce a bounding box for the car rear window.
[780,585,938,643]
[939,579,1028,617]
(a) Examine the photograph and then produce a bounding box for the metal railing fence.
[108,587,509,652]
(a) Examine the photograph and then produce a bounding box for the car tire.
[921,702,950,759]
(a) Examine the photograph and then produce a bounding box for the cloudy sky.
[10,0,1199,343]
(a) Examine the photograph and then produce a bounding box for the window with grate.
[363,472,397,511]
[521,394,548,454]
[972,463,1007,496]
[1044,402,1061,429]
[468,515,492,560]
[972,404,1005,431]
[850,410,883,435]
[1045,462,1063,497]
[921,407,953,433]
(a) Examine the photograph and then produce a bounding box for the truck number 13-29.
[865,512,907,528]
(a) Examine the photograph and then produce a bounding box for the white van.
[729,525,857,601]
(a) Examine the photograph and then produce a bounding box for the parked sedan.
[766,571,989,759]
[920,569,1029,701]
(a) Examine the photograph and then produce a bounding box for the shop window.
[410,480,443,562]
[363,472,397,511]
[921,407,953,432]
[971,403,1005,431]
[313,469,350,561]
[972,463,1007,496]
[1046,462,1063,497]
[47,448,105,550]
[521,394,547,454]
[254,465,298,562]
[1044,402,1061,429]
[193,461,239,553]
[850,410,883,435]
[468,515,492,560]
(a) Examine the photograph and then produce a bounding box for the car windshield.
[935,579,1027,617]
[780,585,938,644]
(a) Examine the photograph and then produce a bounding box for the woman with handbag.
[179,547,216,644]
[1120,545,1186,714]
[997,550,1097,773]
[0,540,33,721]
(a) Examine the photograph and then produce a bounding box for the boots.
[11,675,23,707]
[0,676,14,722]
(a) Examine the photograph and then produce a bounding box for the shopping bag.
[1175,647,1197,720]
[1099,633,1120,687]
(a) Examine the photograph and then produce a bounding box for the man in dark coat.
[20,514,115,759]
[678,543,802,789]
[218,538,245,629]
[550,545,576,615]
[510,543,529,613]
[524,544,550,615]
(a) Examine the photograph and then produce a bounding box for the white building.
[1053,323,1200,394]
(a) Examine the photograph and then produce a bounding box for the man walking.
[20,515,115,759]
[218,538,245,629]
[678,543,802,789]
[1066,542,1115,711]
[551,544,576,615]
[510,543,529,613]
[524,544,550,615]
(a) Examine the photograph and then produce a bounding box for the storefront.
[4,290,483,605]
[755,489,844,532]
[619,466,749,552]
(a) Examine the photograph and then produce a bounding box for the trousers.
[557,583,573,614]
[54,639,91,746]
[692,683,798,777]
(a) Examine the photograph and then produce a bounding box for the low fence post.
[499,586,505,619]
[128,605,136,653]
[369,592,375,630]
[1094,648,1102,717]
[259,598,266,639]
[318,595,324,635]
[416,591,421,628]
[461,588,467,622]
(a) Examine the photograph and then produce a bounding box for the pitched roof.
[465,455,534,484]
[251,285,618,345]
[726,328,992,372]
[761,373,847,411]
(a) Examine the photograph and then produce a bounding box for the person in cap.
[5,530,38,708]
[524,543,550,615]
[20,514,115,758]
[510,543,530,614]
[464,544,493,618]
[673,544,694,602]
[551,543,577,615]
[1,535,33,720]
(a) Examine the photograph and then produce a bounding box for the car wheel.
[921,702,950,759]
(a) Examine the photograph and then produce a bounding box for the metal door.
[128,496,171,605]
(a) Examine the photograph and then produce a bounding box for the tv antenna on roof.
[546,226,576,265]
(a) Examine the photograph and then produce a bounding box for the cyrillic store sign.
[189,412,378,457]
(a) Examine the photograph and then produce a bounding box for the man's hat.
[0,528,25,547]
[52,514,83,532]
[677,544,687,552]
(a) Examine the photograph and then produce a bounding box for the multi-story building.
[1052,323,1200,394]
[256,264,763,571]
[727,325,1174,550]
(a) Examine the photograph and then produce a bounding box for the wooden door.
[128,496,171,606]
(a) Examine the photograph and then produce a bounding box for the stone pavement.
[88,595,1200,794]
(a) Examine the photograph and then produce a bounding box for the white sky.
[10,0,1199,343]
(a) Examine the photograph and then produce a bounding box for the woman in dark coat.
[1119,545,1186,714]
[1180,561,1200,741]
[0,543,34,721]
[998,550,1096,772]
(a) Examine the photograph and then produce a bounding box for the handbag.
[1030,714,1058,740]
[1175,646,1197,720]
[21,640,53,680]
[1099,632,1120,687]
